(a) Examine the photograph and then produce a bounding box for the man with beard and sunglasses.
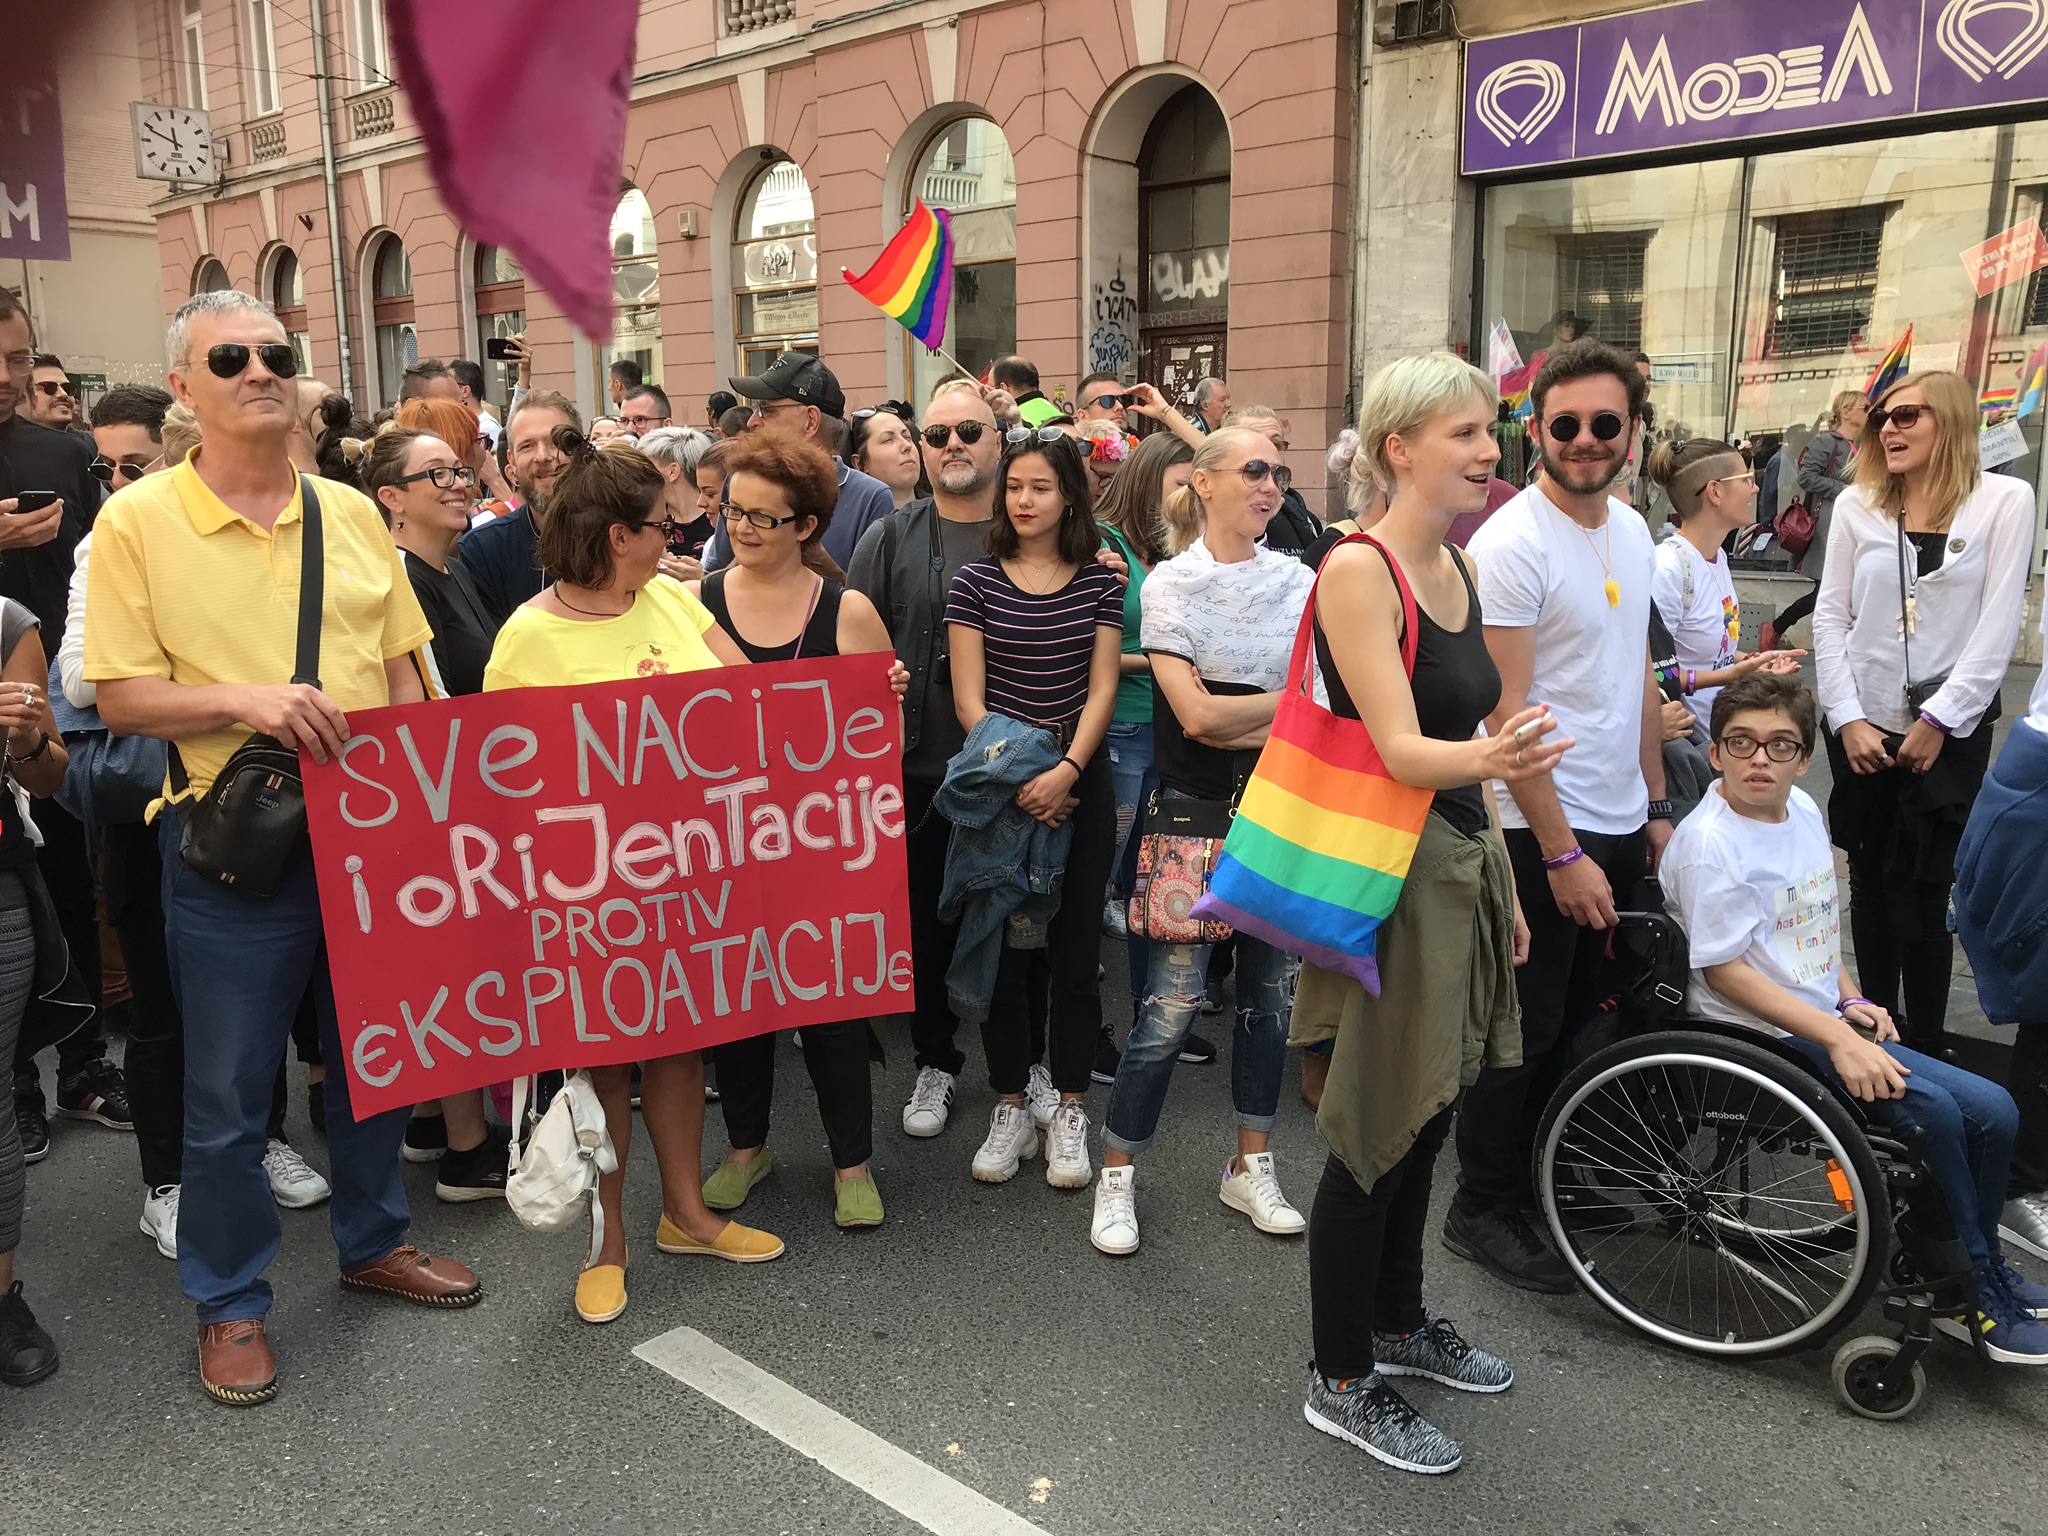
[1445,339,1672,1294]
[86,291,482,1408]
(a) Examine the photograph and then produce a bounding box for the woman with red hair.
[394,396,514,519]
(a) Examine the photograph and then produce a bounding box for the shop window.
[1555,233,1650,353]
[193,258,230,296]
[606,190,663,391]
[371,236,416,406]
[733,158,818,376]
[474,245,525,407]
[907,118,1016,404]
[271,249,309,375]
[1764,207,1889,359]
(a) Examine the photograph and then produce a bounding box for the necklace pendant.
[1604,578,1620,608]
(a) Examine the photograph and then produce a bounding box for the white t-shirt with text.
[1658,783,1841,1039]
[1651,533,1739,731]
[1467,485,1656,835]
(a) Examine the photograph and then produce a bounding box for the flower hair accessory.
[1086,433,1133,465]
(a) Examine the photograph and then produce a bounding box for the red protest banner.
[1961,220,2048,298]
[303,654,912,1117]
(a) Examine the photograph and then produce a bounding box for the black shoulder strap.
[294,475,324,689]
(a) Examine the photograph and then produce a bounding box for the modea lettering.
[1593,3,1893,134]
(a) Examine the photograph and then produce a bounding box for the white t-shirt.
[1140,537,1314,687]
[2029,603,2048,739]
[1651,534,1739,730]
[1658,783,1841,1039]
[1468,485,1656,835]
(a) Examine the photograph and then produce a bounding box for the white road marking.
[634,1326,1052,1535]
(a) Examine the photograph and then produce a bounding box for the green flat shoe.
[834,1171,884,1229]
[703,1148,774,1211]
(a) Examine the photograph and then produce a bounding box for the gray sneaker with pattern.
[1303,1368,1462,1475]
[1373,1315,1514,1394]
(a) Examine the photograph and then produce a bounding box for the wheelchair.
[1531,914,1988,1421]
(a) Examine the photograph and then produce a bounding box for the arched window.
[475,244,525,407]
[907,118,1016,406]
[371,235,416,406]
[193,257,230,296]
[1138,86,1231,409]
[270,249,309,375]
[732,157,818,375]
[607,190,662,391]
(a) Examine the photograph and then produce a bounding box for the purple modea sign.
[0,73,69,261]
[1464,0,2048,176]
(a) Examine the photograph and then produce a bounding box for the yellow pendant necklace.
[1576,518,1620,607]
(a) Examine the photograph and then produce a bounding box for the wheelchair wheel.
[1536,1030,1888,1359]
[1830,1336,1927,1421]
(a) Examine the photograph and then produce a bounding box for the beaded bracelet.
[1542,846,1586,871]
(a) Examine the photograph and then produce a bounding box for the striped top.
[945,558,1123,726]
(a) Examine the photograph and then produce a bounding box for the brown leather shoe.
[339,1244,483,1307]
[198,1319,277,1407]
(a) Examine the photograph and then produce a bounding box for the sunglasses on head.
[33,380,72,397]
[855,401,915,424]
[1005,426,1070,446]
[1869,403,1929,432]
[1544,411,1627,443]
[923,421,987,448]
[204,342,299,380]
[1237,459,1293,492]
[89,455,161,486]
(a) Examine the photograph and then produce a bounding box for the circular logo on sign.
[1949,538,1967,554]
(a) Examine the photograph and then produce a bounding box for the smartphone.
[9,492,57,514]
[485,337,517,361]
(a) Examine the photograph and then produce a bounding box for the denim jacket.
[935,711,1073,1024]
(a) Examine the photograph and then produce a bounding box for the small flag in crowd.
[1981,381,2018,416]
[1862,326,1913,401]
[2019,344,2048,421]
[843,198,956,349]
[1499,350,1547,420]
[1485,320,1523,381]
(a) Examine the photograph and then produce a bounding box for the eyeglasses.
[1869,404,1929,432]
[1715,733,1806,762]
[88,455,161,486]
[1237,458,1294,492]
[721,503,803,531]
[922,421,987,448]
[1544,411,1627,443]
[1005,426,1070,446]
[621,413,669,432]
[855,401,915,424]
[204,342,299,380]
[1710,469,1757,487]
[750,399,806,418]
[392,464,478,491]
[1085,392,1136,410]
[641,516,683,540]
[33,380,73,398]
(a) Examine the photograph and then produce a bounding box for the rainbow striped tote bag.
[1192,534,1434,995]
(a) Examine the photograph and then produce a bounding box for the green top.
[1101,525,1152,724]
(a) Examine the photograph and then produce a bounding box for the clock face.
[133,103,215,183]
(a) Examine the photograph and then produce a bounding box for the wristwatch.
[1647,799,1675,822]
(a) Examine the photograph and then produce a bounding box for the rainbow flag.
[1499,349,1546,420]
[841,198,955,349]
[1981,382,2018,416]
[1862,325,1913,401]
[2019,344,2048,421]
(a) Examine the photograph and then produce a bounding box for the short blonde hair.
[1354,353,1496,496]
[1161,426,1271,557]
[1854,370,1980,532]
[1830,389,1867,428]
[161,401,201,466]
[930,376,981,404]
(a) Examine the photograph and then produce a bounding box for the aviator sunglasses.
[204,342,300,380]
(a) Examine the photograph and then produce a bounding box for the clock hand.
[147,122,180,148]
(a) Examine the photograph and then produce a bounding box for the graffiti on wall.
[1148,248,1229,308]
[1088,262,1138,376]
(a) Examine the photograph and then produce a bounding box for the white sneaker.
[1025,1063,1059,1131]
[971,1102,1041,1183]
[139,1183,180,1259]
[1091,1165,1140,1254]
[1102,895,1129,939]
[1045,1100,1093,1189]
[265,1138,332,1209]
[902,1067,956,1138]
[1219,1151,1305,1235]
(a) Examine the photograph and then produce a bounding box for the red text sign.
[1961,220,2048,298]
[304,656,911,1116]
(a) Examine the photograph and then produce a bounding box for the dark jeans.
[712,1020,873,1170]
[2011,1022,2048,1198]
[11,798,104,1095]
[104,819,182,1189]
[1309,1107,1454,1378]
[980,749,1114,1096]
[903,775,966,1077]
[163,825,411,1323]
[1455,824,1646,1215]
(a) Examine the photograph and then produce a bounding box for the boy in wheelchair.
[1657,672,2048,1365]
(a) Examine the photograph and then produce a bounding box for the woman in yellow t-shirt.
[483,427,782,1327]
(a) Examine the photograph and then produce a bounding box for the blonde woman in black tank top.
[687,434,907,1231]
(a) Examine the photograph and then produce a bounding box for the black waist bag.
[171,476,325,901]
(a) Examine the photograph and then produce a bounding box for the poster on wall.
[303,656,913,1117]
[0,57,68,262]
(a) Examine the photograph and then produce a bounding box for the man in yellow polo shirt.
[86,290,485,1409]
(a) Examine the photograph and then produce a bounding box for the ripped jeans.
[1103,932,1297,1157]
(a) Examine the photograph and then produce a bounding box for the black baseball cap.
[728,350,846,419]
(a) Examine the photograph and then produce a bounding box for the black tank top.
[701,569,845,662]
[1313,541,1501,836]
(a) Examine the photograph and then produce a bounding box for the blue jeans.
[1104,932,1296,1156]
[1105,720,1157,1001]
[162,822,413,1323]
[1783,1034,2018,1274]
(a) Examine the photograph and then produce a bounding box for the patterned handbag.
[1192,533,1435,995]
[1127,794,1234,945]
